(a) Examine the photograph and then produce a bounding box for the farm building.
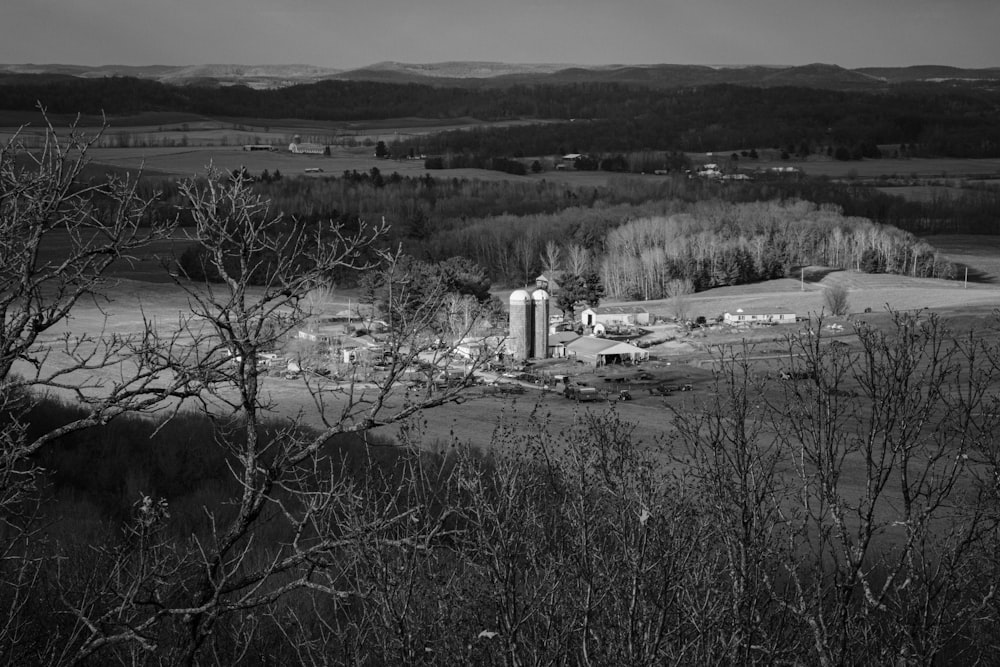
[288,135,325,155]
[535,272,564,294]
[580,306,651,328]
[454,336,503,361]
[338,335,383,364]
[565,337,649,366]
[289,142,325,155]
[555,153,591,170]
[297,324,344,344]
[723,307,796,325]
[547,331,580,358]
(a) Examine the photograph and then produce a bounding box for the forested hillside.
[164,170,974,292]
[3,75,1000,157]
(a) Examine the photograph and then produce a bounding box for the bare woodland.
[3,124,1000,665]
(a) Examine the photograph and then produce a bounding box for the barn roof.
[339,335,380,349]
[566,337,647,361]
[548,331,580,345]
[566,337,622,355]
[596,341,648,356]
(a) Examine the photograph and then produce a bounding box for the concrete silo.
[508,290,533,360]
[531,289,549,359]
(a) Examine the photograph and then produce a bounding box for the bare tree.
[673,312,1000,665]
[0,116,196,664]
[824,283,850,316]
[514,234,537,285]
[540,239,562,277]
[1,141,504,663]
[65,172,500,663]
[665,278,694,322]
[566,242,590,276]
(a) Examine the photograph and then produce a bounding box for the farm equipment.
[565,384,601,402]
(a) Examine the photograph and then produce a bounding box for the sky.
[2,0,997,70]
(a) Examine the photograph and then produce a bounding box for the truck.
[565,384,601,402]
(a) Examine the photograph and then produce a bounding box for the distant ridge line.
[1,61,999,90]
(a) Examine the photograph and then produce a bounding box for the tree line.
[152,169,994,292]
[4,74,1000,157]
[599,202,956,300]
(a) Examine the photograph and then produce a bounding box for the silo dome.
[510,289,532,303]
[508,290,533,360]
[531,289,549,359]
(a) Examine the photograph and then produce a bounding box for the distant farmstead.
[555,154,587,170]
[581,306,650,328]
[723,307,796,325]
[288,135,325,155]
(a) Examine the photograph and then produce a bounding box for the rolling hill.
[1,61,998,91]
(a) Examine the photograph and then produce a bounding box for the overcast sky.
[2,0,997,69]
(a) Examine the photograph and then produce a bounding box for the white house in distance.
[723,307,796,325]
[580,306,651,328]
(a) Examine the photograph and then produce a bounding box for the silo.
[508,290,533,360]
[531,289,549,359]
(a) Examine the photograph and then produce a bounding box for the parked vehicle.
[565,384,601,402]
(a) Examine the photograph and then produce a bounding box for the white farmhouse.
[723,307,796,325]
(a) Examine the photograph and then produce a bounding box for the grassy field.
[9,113,1000,187]
[74,147,1000,186]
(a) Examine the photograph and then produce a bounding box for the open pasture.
[78,144,548,183]
[924,234,1000,283]
[0,112,552,149]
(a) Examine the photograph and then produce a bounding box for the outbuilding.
[580,306,650,328]
[535,272,564,294]
[723,307,796,325]
[565,336,649,366]
[547,331,580,358]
